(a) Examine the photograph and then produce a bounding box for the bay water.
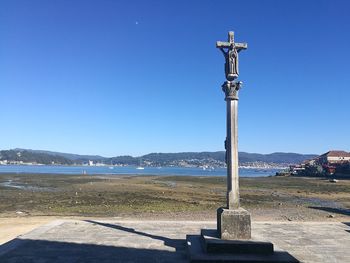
[0,165,281,177]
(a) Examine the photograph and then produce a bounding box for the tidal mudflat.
[0,173,349,221]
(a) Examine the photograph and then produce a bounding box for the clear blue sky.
[1,0,349,157]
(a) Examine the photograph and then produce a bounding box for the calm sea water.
[0,165,281,177]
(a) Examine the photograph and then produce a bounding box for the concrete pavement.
[1,220,349,262]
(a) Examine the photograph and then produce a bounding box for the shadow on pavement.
[0,239,186,263]
[84,220,184,251]
[0,221,187,263]
[342,222,350,234]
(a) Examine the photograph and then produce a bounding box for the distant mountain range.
[0,148,318,167]
[14,148,105,161]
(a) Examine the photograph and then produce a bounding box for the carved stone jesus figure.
[220,47,239,81]
[217,32,247,81]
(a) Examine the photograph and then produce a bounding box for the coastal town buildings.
[292,150,350,176]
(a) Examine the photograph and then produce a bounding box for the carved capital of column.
[222,81,242,100]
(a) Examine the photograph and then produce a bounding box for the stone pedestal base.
[217,207,251,240]
[186,207,299,262]
[186,234,299,262]
[201,229,273,255]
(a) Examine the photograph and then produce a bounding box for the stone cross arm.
[216,41,248,52]
[217,31,247,81]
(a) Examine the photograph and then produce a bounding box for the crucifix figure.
[216,31,247,81]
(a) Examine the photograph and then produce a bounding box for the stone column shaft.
[226,98,239,209]
[216,32,251,240]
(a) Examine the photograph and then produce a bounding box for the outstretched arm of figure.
[219,48,227,56]
[236,43,248,53]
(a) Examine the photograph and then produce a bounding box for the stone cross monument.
[186,32,299,263]
[216,31,251,240]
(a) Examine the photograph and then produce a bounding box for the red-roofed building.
[317,150,350,165]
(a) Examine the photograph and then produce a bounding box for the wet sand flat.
[0,173,349,221]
